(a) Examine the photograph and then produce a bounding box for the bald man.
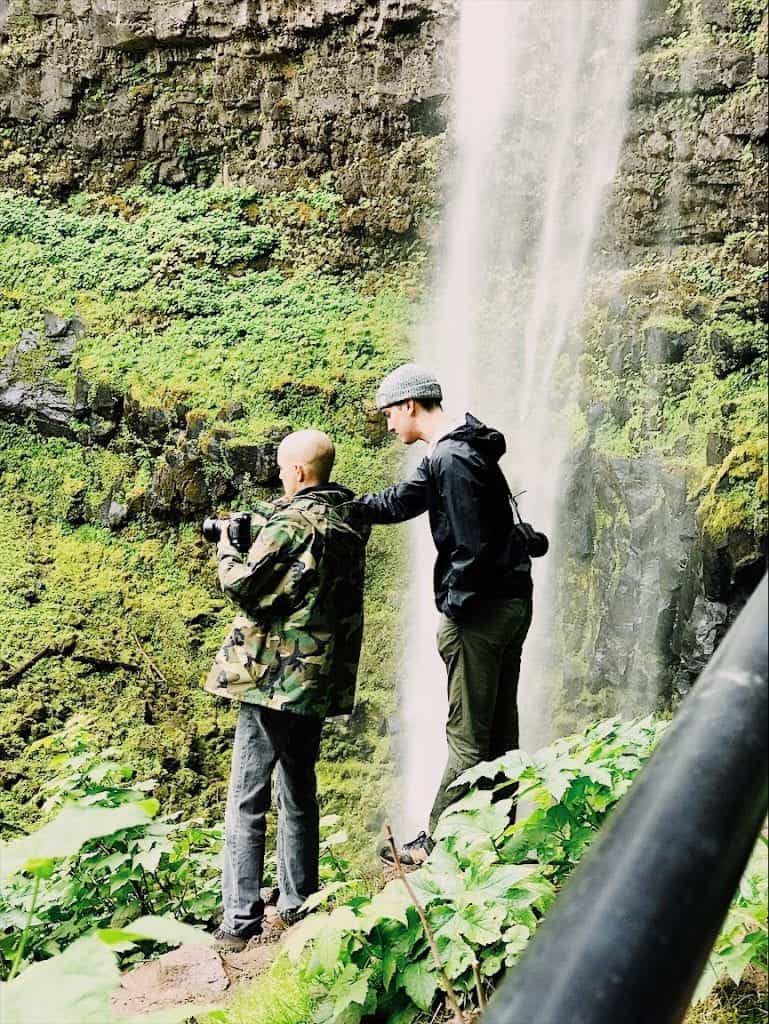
[204,429,370,950]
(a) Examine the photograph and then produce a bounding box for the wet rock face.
[143,421,279,521]
[0,0,452,233]
[608,1,768,249]
[0,317,123,442]
[560,448,742,708]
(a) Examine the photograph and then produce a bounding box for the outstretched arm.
[357,457,430,524]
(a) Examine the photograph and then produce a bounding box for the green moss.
[698,439,768,543]
[642,312,696,336]
[0,185,417,855]
[684,974,768,1023]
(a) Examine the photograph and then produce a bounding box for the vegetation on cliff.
[0,182,422,850]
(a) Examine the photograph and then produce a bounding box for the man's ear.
[405,399,417,417]
[295,464,306,482]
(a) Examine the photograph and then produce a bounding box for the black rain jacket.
[359,414,532,620]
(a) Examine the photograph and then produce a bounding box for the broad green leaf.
[433,802,511,851]
[327,906,361,933]
[719,940,758,984]
[330,964,371,1016]
[302,880,353,912]
[452,750,531,789]
[539,763,576,802]
[1,803,154,882]
[481,947,506,976]
[457,901,505,945]
[401,961,437,1011]
[357,879,413,931]
[441,935,475,979]
[25,858,57,879]
[409,844,465,903]
[310,924,345,973]
[468,862,542,902]
[504,923,531,966]
[284,915,327,962]
[0,934,119,1023]
[98,915,212,948]
[382,947,397,991]
[441,787,494,814]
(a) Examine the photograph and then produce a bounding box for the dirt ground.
[111,936,283,1017]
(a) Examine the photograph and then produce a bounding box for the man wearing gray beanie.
[358,363,534,865]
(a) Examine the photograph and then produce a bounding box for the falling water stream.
[397,0,642,836]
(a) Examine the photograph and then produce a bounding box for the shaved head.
[277,429,335,496]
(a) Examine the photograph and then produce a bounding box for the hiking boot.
[246,907,303,947]
[380,830,435,867]
[260,886,280,907]
[211,923,262,952]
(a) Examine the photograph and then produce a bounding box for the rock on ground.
[111,940,279,1018]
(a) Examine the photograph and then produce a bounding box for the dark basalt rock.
[144,425,280,520]
[0,318,121,442]
[562,450,710,707]
[124,395,189,452]
[643,322,695,365]
[147,442,215,520]
[680,48,754,97]
[103,498,129,531]
[222,438,280,484]
[0,0,451,241]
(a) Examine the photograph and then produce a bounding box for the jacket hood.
[290,483,370,540]
[294,482,356,504]
[442,413,506,462]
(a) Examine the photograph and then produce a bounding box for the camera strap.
[509,489,527,526]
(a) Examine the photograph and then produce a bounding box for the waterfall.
[397,0,642,837]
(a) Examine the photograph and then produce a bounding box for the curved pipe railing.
[484,573,768,1024]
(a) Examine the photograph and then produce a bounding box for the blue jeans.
[222,702,324,936]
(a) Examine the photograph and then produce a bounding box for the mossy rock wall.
[0,185,420,856]
[0,0,449,241]
[552,0,767,729]
[0,0,766,832]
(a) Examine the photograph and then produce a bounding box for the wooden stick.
[472,961,487,1011]
[127,627,168,684]
[72,654,141,673]
[385,824,464,1024]
[0,638,76,687]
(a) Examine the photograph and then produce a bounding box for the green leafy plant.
[693,836,769,1005]
[0,721,223,978]
[1,916,211,1024]
[283,716,670,1024]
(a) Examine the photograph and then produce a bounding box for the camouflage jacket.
[204,484,370,718]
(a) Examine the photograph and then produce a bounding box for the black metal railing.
[484,574,768,1024]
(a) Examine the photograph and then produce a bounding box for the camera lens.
[202,517,222,543]
[527,531,549,558]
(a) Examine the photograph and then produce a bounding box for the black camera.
[513,520,550,559]
[202,511,252,554]
[509,491,549,559]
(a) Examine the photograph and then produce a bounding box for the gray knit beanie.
[375,363,443,410]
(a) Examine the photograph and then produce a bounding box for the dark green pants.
[429,596,533,834]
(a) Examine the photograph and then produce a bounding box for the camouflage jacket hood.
[204,483,370,718]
